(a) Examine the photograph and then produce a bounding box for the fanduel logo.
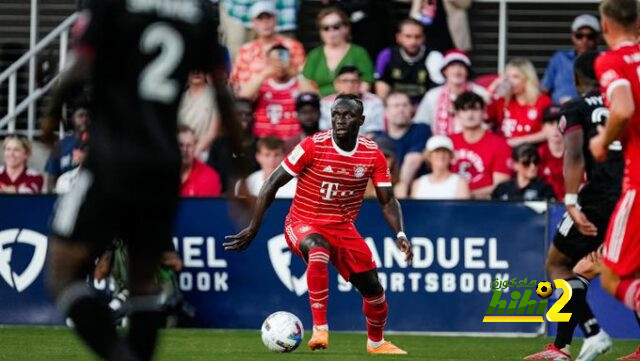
[267,235,307,296]
[0,229,47,292]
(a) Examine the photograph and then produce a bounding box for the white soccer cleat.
[576,330,612,361]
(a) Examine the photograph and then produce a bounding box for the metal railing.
[474,0,600,73]
[0,11,78,139]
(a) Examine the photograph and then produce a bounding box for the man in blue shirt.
[44,97,89,191]
[372,91,432,197]
[541,14,600,105]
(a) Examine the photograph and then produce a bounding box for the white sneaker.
[576,330,612,361]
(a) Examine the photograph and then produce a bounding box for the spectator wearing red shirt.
[0,135,43,194]
[178,125,221,197]
[538,106,565,200]
[239,44,302,150]
[450,91,512,199]
[487,58,552,147]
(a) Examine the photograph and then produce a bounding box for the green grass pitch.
[0,327,638,360]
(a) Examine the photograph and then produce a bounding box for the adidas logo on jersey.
[323,166,333,173]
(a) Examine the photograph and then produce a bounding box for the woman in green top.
[302,7,375,97]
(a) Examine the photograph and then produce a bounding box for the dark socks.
[553,276,600,349]
[569,276,601,337]
[58,282,118,359]
[127,296,166,361]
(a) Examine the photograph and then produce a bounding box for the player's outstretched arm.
[375,185,413,263]
[224,166,293,251]
[42,55,92,146]
[563,129,597,236]
[590,85,634,161]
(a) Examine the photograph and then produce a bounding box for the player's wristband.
[564,193,578,207]
[397,231,407,239]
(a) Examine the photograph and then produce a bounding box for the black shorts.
[553,197,617,261]
[50,168,179,257]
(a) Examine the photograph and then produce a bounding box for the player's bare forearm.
[601,110,629,147]
[375,186,404,234]
[251,167,293,228]
[563,129,585,194]
[601,85,634,147]
[224,166,293,251]
[375,185,413,262]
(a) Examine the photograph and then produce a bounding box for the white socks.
[368,338,385,348]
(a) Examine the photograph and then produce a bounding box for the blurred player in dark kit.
[42,0,241,360]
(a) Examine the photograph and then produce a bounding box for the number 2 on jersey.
[139,23,184,103]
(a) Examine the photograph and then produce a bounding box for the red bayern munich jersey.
[450,131,512,191]
[595,42,640,190]
[253,78,302,139]
[538,143,564,201]
[281,130,391,225]
[0,166,43,193]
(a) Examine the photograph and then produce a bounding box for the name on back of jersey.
[127,0,202,23]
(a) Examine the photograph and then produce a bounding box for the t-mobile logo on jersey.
[320,181,340,200]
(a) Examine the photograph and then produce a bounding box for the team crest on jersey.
[558,115,567,133]
[298,225,311,233]
[354,165,366,178]
[392,68,402,79]
[527,109,538,121]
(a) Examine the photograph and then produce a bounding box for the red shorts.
[603,189,640,277]
[283,215,376,281]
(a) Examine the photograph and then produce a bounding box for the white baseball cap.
[571,14,601,33]
[425,135,454,152]
[249,1,277,20]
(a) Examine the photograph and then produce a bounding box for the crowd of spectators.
[1,1,607,203]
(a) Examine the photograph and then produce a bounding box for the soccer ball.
[261,311,304,353]
[536,281,553,299]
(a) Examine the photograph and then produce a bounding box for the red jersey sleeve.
[371,148,392,187]
[595,52,631,105]
[281,136,314,176]
[492,135,512,176]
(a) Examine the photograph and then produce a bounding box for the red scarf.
[433,84,472,135]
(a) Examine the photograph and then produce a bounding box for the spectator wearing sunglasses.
[541,14,600,105]
[301,7,375,97]
[491,143,556,201]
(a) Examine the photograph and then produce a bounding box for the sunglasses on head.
[321,22,343,32]
[574,32,597,40]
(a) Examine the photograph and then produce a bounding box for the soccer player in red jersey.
[589,0,640,315]
[225,94,413,355]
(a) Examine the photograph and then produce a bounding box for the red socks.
[307,248,330,327]
[363,293,388,342]
[615,277,640,311]
[307,247,389,341]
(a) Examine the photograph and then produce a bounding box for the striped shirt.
[253,78,301,139]
[281,130,391,225]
